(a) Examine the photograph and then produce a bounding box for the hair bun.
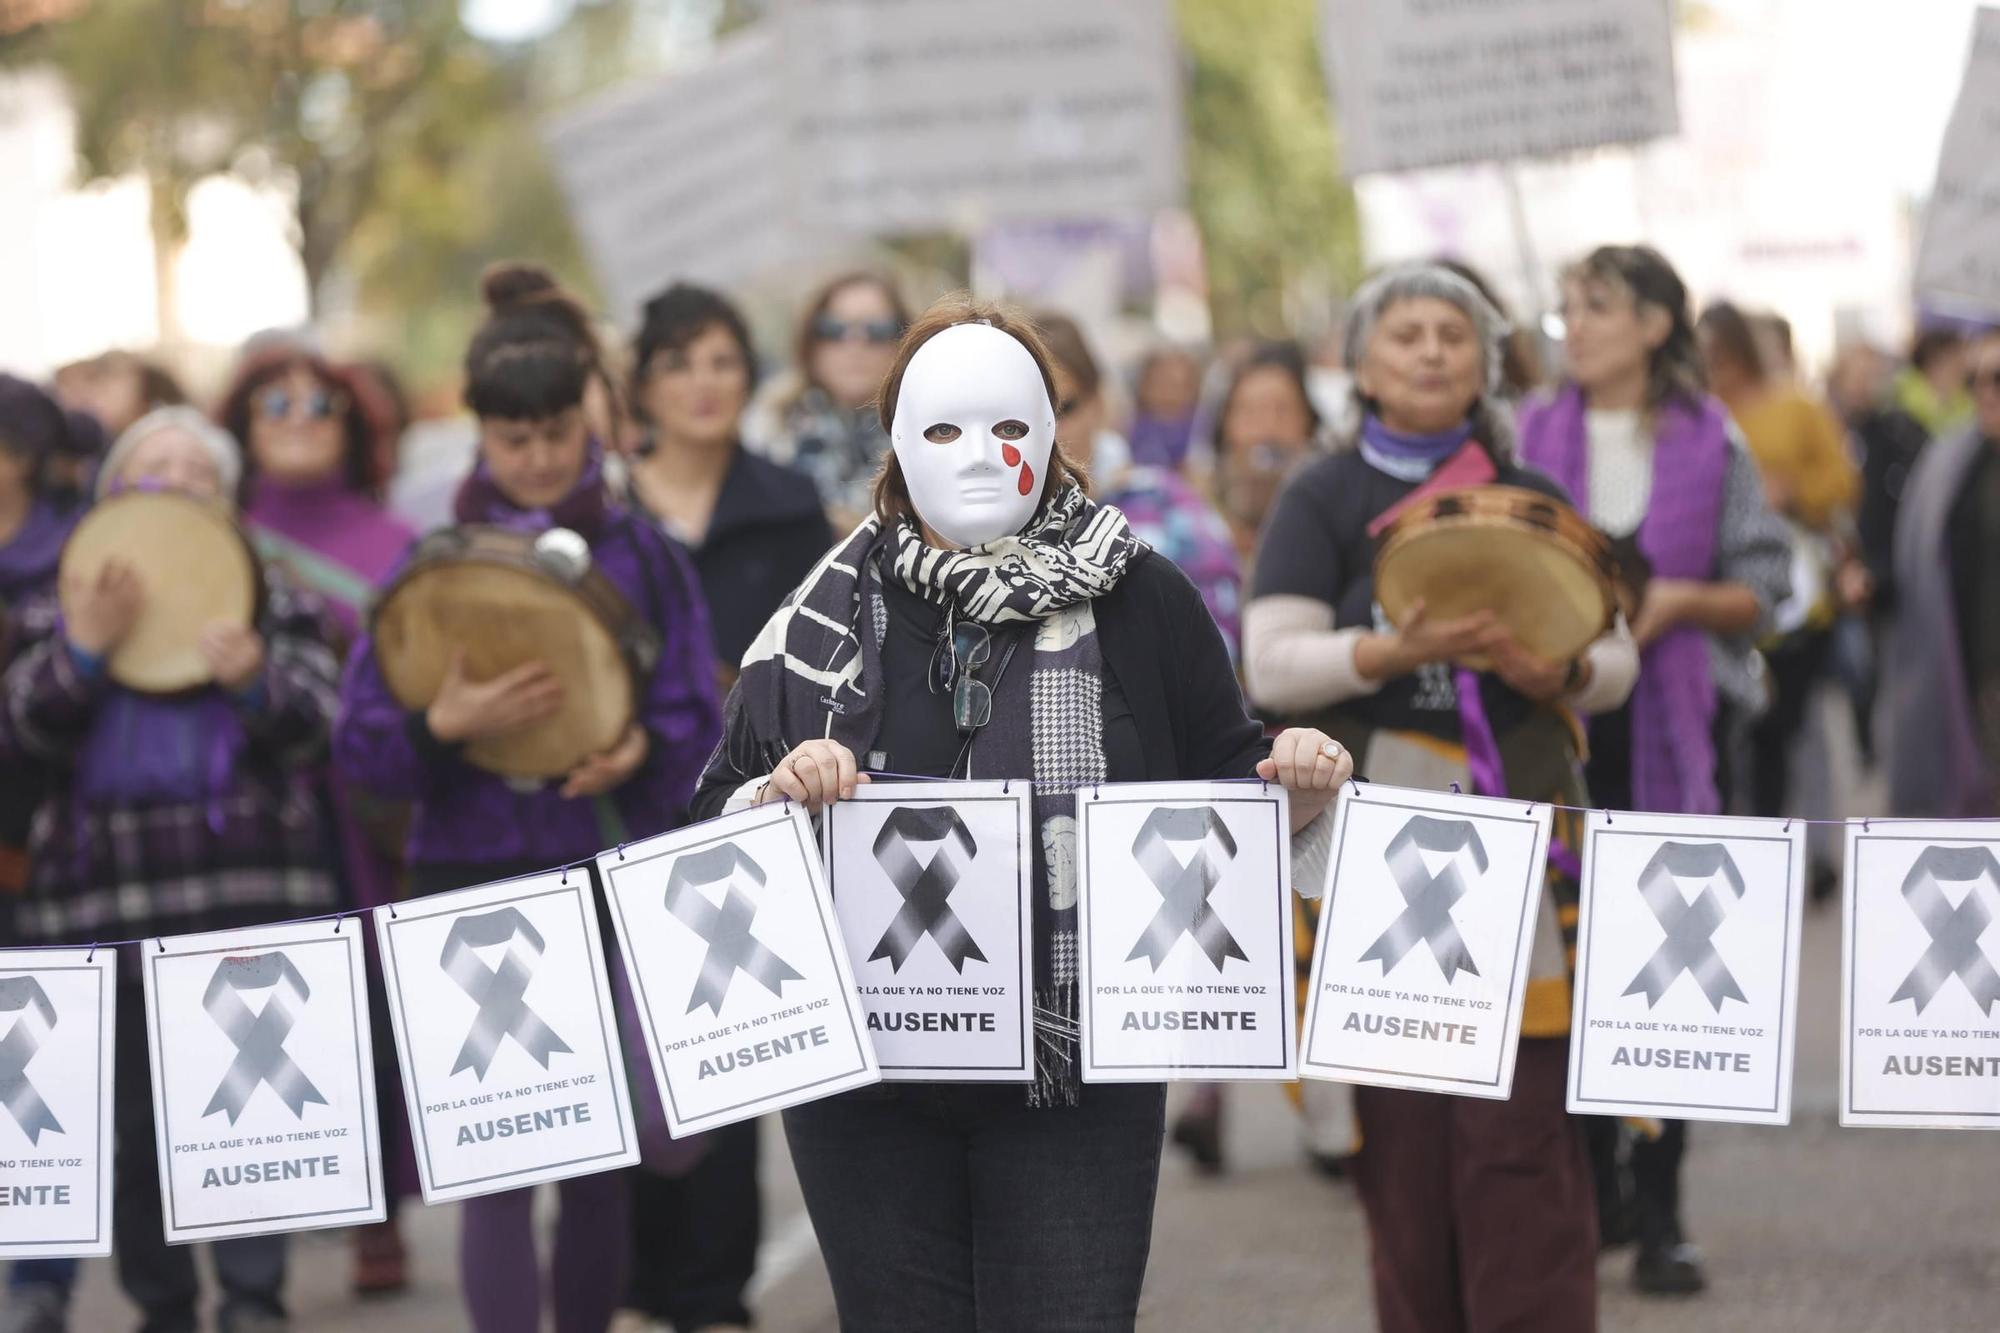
[480,262,561,314]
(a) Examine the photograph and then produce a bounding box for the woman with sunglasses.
[613,280,830,1333]
[691,295,1352,1331]
[222,346,412,645]
[337,262,722,1333]
[216,342,424,1295]
[747,271,909,531]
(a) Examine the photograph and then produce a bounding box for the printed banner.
[375,871,639,1203]
[143,920,384,1243]
[0,949,114,1258]
[1568,813,1806,1125]
[601,803,878,1136]
[823,782,1036,1081]
[1077,783,1297,1082]
[1319,0,1679,176]
[1913,9,2000,317]
[1300,784,1551,1098]
[1842,821,2000,1129]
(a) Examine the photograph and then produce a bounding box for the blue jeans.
[782,1081,1166,1332]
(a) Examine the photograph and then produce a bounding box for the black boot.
[1630,1119,1705,1295]
[1633,1229,1708,1296]
[1169,1106,1224,1174]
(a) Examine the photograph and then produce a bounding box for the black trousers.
[624,1118,762,1330]
[112,982,288,1333]
[781,1081,1166,1332]
[1750,628,1834,822]
[1581,706,1694,1247]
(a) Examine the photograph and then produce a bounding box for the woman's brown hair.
[463,262,614,422]
[869,295,1089,527]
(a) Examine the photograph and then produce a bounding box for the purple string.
[1452,668,1508,798]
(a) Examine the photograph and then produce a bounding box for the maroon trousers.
[1350,1037,1597,1333]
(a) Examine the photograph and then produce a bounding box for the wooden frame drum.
[57,490,262,694]
[1373,485,1617,671]
[370,526,658,780]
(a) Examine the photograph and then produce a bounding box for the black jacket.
[646,447,833,672]
[690,549,1267,820]
[1852,404,1932,610]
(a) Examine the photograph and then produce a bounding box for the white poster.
[1077,783,1297,1082]
[143,920,384,1243]
[1300,784,1551,1097]
[1914,9,2000,317]
[782,0,1184,234]
[822,782,1036,1082]
[543,2,1183,310]
[0,949,114,1258]
[1842,821,2000,1130]
[375,871,638,1203]
[601,803,878,1136]
[542,28,797,321]
[1320,0,1680,176]
[1567,813,1806,1126]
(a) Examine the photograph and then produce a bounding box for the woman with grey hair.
[1244,262,1635,1333]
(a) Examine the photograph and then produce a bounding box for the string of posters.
[4,779,1997,1258]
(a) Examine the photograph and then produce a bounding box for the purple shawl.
[1127,413,1196,470]
[1519,386,1731,815]
[246,476,413,640]
[0,500,73,603]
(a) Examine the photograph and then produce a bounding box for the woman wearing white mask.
[689,297,1352,1330]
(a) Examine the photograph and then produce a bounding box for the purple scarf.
[452,440,613,541]
[1360,416,1476,473]
[1127,413,1196,470]
[246,476,413,638]
[75,691,246,825]
[1519,386,1731,815]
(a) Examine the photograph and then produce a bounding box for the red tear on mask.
[1018,462,1035,496]
[1001,443,1021,467]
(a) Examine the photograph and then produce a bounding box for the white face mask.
[889,323,1055,547]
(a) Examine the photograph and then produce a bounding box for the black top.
[642,446,833,670]
[1853,404,1932,608]
[1251,448,1569,742]
[690,550,1265,822]
[873,572,1145,782]
[1948,441,2000,698]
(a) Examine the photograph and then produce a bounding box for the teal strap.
[592,795,631,850]
[249,528,375,619]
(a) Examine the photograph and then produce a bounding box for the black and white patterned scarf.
[737,485,1142,1102]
